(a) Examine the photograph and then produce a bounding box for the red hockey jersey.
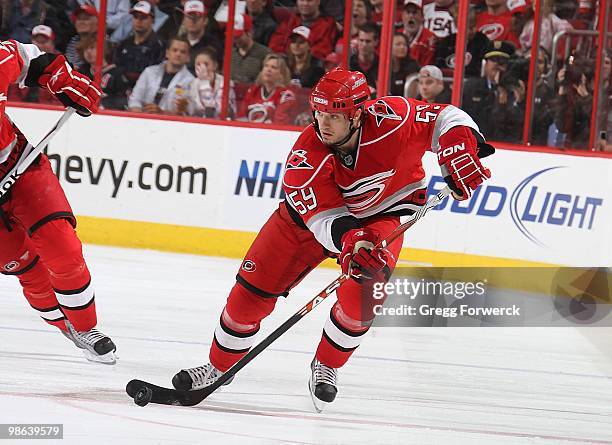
[0,40,43,182]
[238,84,297,125]
[282,96,482,253]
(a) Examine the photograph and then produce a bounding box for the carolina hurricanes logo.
[367,100,403,127]
[286,149,314,170]
[479,23,505,41]
[3,261,19,272]
[445,52,473,69]
[340,170,396,212]
[241,260,256,272]
[247,104,271,123]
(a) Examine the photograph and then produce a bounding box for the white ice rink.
[1,245,612,445]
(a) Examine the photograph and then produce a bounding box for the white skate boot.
[62,320,117,364]
[172,363,234,391]
[309,358,338,413]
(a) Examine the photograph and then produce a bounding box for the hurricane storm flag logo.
[367,100,402,127]
[286,149,314,170]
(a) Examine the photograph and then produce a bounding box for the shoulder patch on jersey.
[282,131,334,189]
[286,149,313,170]
[367,99,403,127]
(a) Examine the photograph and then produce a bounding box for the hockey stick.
[0,107,76,199]
[126,185,453,407]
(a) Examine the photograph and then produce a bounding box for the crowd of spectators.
[0,0,609,150]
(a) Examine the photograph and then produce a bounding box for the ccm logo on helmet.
[353,77,366,88]
[313,97,328,105]
[437,143,466,160]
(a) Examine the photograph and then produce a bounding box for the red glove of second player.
[437,126,491,201]
[38,55,101,116]
[339,228,390,283]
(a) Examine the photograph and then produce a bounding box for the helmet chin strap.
[312,112,360,150]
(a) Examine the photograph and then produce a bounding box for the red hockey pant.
[0,156,96,331]
[209,202,403,371]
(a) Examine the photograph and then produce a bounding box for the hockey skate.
[62,320,117,364]
[172,363,234,391]
[308,358,338,413]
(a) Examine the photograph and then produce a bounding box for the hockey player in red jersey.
[0,40,117,364]
[173,68,492,410]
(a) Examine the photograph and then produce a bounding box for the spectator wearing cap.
[238,53,297,125]
[390,33,420,96]
[476,0,520,47]
[286,26,325,89]
[129,36,195,115]
[401,0,437,67]
[350,23,379,94]
[0,0,61,44]
[31,24,57,53]
[110,0,168,43]
[230,12,271,84]
[114,1,165,87]
[64,4,97,67]
[77,34,131,110]
[423,0,456,39]
[246,0,277,46]
[508,0,531,40]
[188,47,236,118]
[463,40,523,141]
[178,0,224,73]
[69,0,129,32]
[435,5,488,77]
[416,65,450,103]
[268,0,337,60]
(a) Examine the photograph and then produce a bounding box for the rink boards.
[7,106,612,267]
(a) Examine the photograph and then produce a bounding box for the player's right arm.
[282,130,360,254]
[0,40,100,118]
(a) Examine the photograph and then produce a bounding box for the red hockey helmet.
[309,68,370,119]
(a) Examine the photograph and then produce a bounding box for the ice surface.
[1,245,611,445]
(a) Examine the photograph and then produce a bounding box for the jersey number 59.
[288,187,318,215]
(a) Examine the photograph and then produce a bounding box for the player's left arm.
[14,41,101,116]
[424,103,494,200]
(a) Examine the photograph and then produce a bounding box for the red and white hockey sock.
[210,308,260,372]
[3,254,67,330]
[315,302,370,369]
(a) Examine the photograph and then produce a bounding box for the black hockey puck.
[134,387,153,407]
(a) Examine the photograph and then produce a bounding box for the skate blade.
[83,349,117,365]
[308,378,328,413]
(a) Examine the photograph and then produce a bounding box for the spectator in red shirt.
[349,23,380,94]
[350,0,373,52]
[268,0,337,60]
[401,0,437,67]
[476,0,520,48]
[238,53,297,125]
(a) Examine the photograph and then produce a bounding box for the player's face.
[315,111,351,145]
